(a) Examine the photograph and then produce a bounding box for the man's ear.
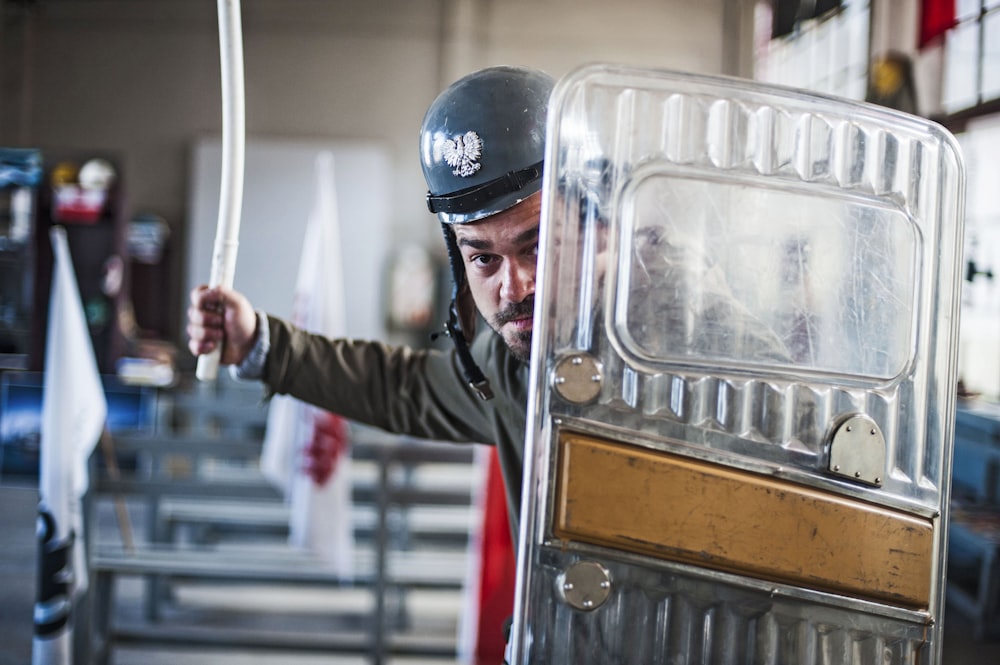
[457,280,478,343]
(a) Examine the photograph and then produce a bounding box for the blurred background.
[2,1,1000,663]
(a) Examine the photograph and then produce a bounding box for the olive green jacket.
[263,315,530,534]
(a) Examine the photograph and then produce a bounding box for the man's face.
[453,192,542,363]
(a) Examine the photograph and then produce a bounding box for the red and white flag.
[260,152,354,577]
[33,227,109,664]
[459,446,516,664]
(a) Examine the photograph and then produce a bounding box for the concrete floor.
[2,480,999,664]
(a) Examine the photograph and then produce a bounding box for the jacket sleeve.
[262,315,496,443]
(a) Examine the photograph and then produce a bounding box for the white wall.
[0,0,735,345]
[187,137,392,341]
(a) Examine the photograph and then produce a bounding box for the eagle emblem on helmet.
[442,131,483,177]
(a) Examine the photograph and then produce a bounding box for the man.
[187,65,554,536]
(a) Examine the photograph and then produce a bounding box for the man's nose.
[500,257,535,303]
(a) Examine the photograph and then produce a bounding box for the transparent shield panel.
[513,65,965,665]
[520,553,932,665]
[614,173,918,379]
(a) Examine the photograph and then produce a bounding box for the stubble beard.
[505,329,533,363]
[492,297,535,364]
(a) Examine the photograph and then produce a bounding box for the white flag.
[33,226,109,665]
[260,152,354,577]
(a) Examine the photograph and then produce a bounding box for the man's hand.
[186,285,258,366]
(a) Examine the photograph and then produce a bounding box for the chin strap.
[434,222,493,401]
[433,302,493,401]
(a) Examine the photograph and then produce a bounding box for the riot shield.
[511,64,965,664]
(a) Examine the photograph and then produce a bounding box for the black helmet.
[422,66,554,224]
[420,66,554,399]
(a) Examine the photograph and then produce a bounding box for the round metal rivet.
[552,353,603,404]
[557,560,612,612]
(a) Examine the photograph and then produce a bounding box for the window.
[753,0,871,101]
[956,118,1000,401]
[942,0,1000,113]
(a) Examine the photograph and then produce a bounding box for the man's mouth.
[507,316,533,331]
[494,298,535,332]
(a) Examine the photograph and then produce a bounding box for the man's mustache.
[493,297,535,327]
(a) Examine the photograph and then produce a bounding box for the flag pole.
[197,0,246,381]
[34,226,110,665]
[98,428,135,552]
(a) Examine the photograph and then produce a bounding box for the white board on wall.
[186,137,391,341]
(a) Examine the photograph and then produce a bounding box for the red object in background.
[302,410,349,486]
[52,185,108,224]
[473,448,517,664]
[919,0,956,48]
